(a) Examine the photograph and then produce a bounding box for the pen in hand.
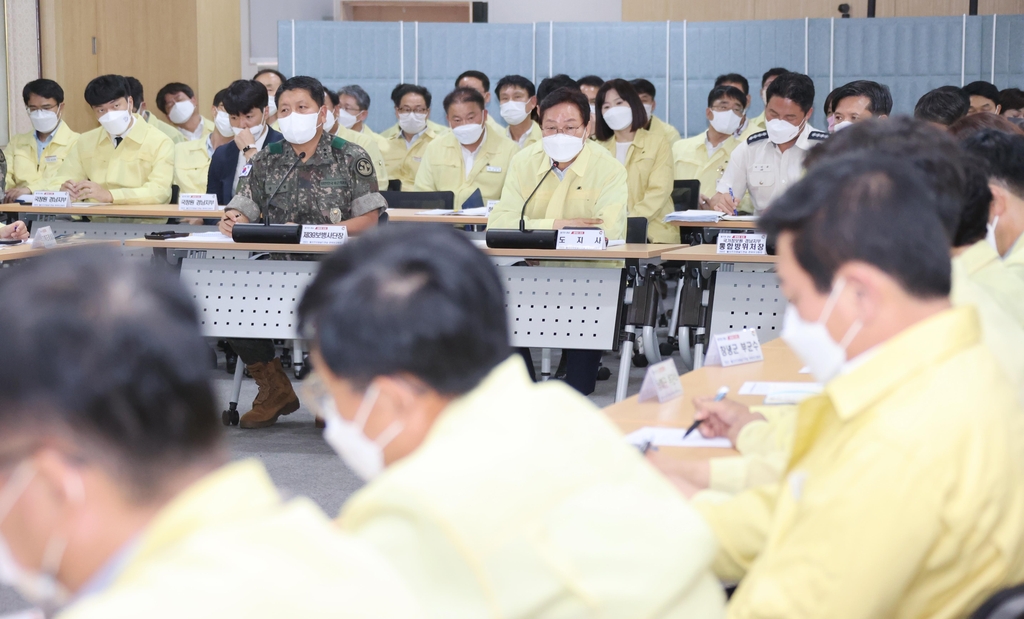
[683,386,729,438]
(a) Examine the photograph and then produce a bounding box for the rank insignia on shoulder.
[239,164,253,177]
[355,157,373,178]
[747,131,769,144]
[808,131,830,140]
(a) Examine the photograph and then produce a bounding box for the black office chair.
[971,584,1024,619]
[380,190,454,210]
[386,179,402,191]
[170,184,180,205]
[671,179,700,244]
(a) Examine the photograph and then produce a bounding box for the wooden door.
[39,0,100,132]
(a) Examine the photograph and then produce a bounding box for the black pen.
[683,386,729,438]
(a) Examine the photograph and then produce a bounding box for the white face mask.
[986,215,1001,254]
[831,120,853,133]
[765,118,803,144]
[323,109,336,132]
[322,385,404,482]
[642,103,653,119]
[0,462,74,611]
[499,101,530,126]
[780,278,863,383]
[336,108,360,129]
[29,109,60,134]
[398,112,428,135]
[278,110,321,144]
[603,105,634,132]
[267,98,278,116]
[98,108,132,137]
[214,110,234,137]
[452,122,484,145]
[543,133,585,163]
[168,100,195,125]
[232,117,265,140]
[710,109,742,135]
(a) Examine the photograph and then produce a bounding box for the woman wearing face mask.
[4,78,81,203]
[595,79,676,243]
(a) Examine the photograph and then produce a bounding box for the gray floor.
[0,347,654,613]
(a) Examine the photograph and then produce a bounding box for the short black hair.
[539,86,591,129]
[538,74,579,105]
[915,86,970,126]
[390,83,432,109]
[954,156,994,247]
[23,79,64,105]
[831,80,893,116]
[707,85,746,109]
[595,79,647,141]
[760,153,952,298]
[299,225,510,396]
[222,79,269,116]
[804,116,968,241]
[999,88,1024,112]
[253,68,286,84]
[85,74,131,108]
[630,78,656,99]
[124,76,143,111]
[0,249,222,498]
[495,75,536,99]
[964,80,1001,107]
[765,72,815,114]
[277,75,325,108]
[961,129,1024,200]
[212,88,228,108]
[823,86,840,117]
[455,70,490,92]
[324,87,340,108]
[338,85,371,111]
[155,82,195,115]
[576,75,604,89]
[762,67,789,88]
[442,87,485,113]
[715,73,750,96]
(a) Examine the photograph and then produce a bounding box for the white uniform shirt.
[717,123,827,214]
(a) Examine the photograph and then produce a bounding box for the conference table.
[0,237,122,262]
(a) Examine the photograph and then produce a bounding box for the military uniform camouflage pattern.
[0,149,7,191]
[226,132,386,224]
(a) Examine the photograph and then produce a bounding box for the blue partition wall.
[279,15,1024,138]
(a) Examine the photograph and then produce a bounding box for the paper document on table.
[454,206,489,216]
[70,202,113,207]
[738,381,822,404]
[607,239,625,247]
[722,215,758,221]
[0,241,28,250]
[665,210,723,223]
[416,208,457,215]
[172,231,236,243]
[625,426,732,449]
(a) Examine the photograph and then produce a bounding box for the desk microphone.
[232,151,306,244]
[487,162,559,249]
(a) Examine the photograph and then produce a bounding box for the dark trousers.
[228,338,277,366]
[518,348,603,396]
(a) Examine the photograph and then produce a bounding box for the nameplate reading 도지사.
[556,228,606,250]
[178,194,220,211]
[31,225,57,249]
[717,232,767,255]
[31,191,70,208]
[299,225,348,246]
[710,328,764,367]
[637,358,684,403]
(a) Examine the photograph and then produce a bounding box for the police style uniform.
[717,123,826,214]
[225,131,386,225]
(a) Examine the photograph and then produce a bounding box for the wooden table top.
[0,238,122,261]
[660,244,779,264]
[386,210,489,225]
[668,219,759,229]
[0,203,224,218]
[601,339,810,461]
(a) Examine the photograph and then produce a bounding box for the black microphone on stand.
[232,152,305,244]
[487,162,559,249]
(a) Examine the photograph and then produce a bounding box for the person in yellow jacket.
[631,78,682,144]
[155,82,215,143]
[323,87,390,186]
[379,84,447,141]
[172,88,233,196]
[454,69,508,137]
[53,75,173,206]
[3,79,80,202]
[495,74,542,149]
[595,79,675,243]
[712,73,760,141]
[678,157,1024,619]
[383,84,440,190]
[125,76,182,145]
[294,224,725,619]
[413,88,517,208]
[337,84,392,162]
[673,85,750,212]
[0,249,423,619]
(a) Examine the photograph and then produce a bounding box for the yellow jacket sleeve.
[110,135,174,204]
[595,160,629,241]
[629,135,676,243]
[489,152,543,229]
[708,407,798,494]
[51,140,87,191]
[694,482,778,583]
[411,147,437,192]
[2,148,11,191]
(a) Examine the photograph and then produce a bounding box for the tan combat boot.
[239,358,300,429]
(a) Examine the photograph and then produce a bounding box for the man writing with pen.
[218,75,387,431]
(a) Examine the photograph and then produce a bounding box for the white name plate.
[178,194,220,211]
[637,358,684,403]
[709,328,764,367]
[717,232,767,255]
[556,227,606,250]
[31,225,57,249]
[300,225,348,246]
[31,191,70,208]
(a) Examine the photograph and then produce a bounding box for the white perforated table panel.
[180,258,318,339]
[707,271,787,343]
[499,266,623,350]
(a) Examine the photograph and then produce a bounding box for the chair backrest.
[386,179,402,191]
[380,190,455,210]
[170,184,180,205]
[672,179,700,212]
[972,584,1024,619]
[626,217,648,244]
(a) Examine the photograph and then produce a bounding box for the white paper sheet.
[625,426,732,449]
[172,231,236,243]
[738,381,823,404]
[664,210,723,223]
[722,215,758,221]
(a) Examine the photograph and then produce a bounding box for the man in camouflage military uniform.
[219,75,387,430]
